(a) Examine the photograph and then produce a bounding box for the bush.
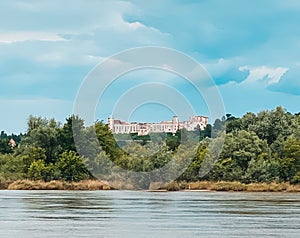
[55,151,90,182]
[27,160,47,180]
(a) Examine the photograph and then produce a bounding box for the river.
[0,190,299,237]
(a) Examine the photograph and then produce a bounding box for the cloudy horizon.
[1,0,300,133]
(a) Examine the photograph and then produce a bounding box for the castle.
[108,116,208,136]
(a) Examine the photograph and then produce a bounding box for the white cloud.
[218,76,300,118]
[127,21,143,30]
[204,57,244,76]
[0,31,66,44]
[239,66,288,85]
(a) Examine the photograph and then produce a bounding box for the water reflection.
[24,191,113,209]
[22,191,115,221]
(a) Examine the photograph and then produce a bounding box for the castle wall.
[108,116,208,135]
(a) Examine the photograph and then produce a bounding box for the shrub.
[55,151,90,182]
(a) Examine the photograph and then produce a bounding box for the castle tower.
[108,117,114,130]
[172,116,179,124]
[172,116,179,133]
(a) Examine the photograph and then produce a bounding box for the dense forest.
[0,106,299,189]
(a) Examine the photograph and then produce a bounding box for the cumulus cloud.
[0,1,170,67]
[203,58,249,85]
[239,66,288,85]
[1,0,300,132]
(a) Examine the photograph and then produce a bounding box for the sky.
[1,0,300,133]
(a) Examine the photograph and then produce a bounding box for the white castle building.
[108,116,208,136]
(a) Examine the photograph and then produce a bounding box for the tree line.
[0,106,299,188]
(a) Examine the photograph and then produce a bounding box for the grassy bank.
[6,180,112,190]
[163,181,300,192]
[1,179,300,192]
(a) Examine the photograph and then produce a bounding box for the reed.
[212,181,246,191]
[164,181,300,192]
[165,181,180,191]
[108,180,136,190]
[148,182,166,190]
[5,179,300,192]
[7,180,112,190]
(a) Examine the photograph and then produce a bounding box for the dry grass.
[246,182,290,192]
[5,179,300,192]
[148,182,166,190]
[108,180,136,190]
[164,181,300,192]
[7,180,112,190]
[164,181,246,191]
[286,184,300,192]
[187,181,217,190]
[212,181,246,191]
[165,181,180,191]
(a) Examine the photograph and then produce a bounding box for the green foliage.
[94,121,123,161]
[166,133,180,150]
[57,115,84,153]
[0,131,22,154]
[280,136,300,181]
[0,154,26,180]
[55,151,90,182]
[1,106,300,185]
[0,138,12,154]
[243,156,281,183]
[240,107,296,145]
[87,150,113,178]
[23,116,61,163]
[200,124,212,139]
[202,107,300,183]
[27,160,47,180]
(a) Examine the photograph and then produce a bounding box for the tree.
[225,117,241,134]
[0,154,26,180]
[17,146,47,174]
[94,121,122,161]
[57,115,85,153]
[23,116,61,163]
[206,130,271,182]
[27,160,47,181]
[55,151,90,182]
[86,150,113,179]
[245,107,295,145]
[179,140,209,181]
[222,130,269,169]
[280,136,300,181]
[201,124,212,139]
[0,138,12,154]
[213,118,224,132]
[166,132,180,150]
[243,155,280,183]
[240,112,257,131]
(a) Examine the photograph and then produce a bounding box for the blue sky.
[1,0,300,133]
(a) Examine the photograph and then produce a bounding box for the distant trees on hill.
[0,106,299,187]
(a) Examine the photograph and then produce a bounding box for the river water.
[0,190,299,238]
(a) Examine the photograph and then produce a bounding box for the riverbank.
[1,179,300,192]
[163,181,300,192]
[5,180,112,190]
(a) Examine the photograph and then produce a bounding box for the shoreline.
[1,180,300,192]
[2,180,112,191]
